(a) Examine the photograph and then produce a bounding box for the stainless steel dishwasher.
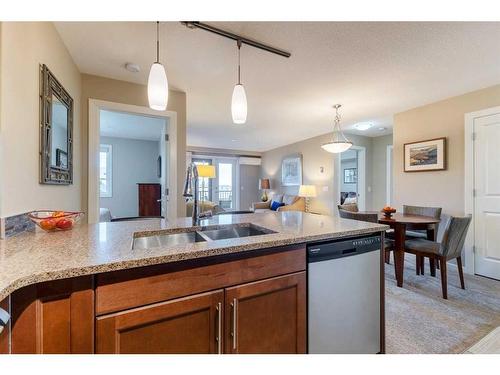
[307,235,382,354]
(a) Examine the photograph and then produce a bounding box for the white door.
[474,113,500,280]
[213,158,238,210]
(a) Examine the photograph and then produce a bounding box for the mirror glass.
[50,94,69,169]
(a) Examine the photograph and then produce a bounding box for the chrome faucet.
[183,163,199,225]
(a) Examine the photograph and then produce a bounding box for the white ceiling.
[100,110,165,141]
[55,22,500,152]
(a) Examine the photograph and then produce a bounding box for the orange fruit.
[40,218,57,231]
[52,211,66,218]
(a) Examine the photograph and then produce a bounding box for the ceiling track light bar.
[181,21,291,58]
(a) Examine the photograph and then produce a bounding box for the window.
[192,158,212,202]
[100,144,112,198]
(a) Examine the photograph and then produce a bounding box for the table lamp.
[259,178,271,202]
[196,165,216,212]
[298,185,317,213]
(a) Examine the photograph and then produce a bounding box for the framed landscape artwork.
[404,137,446,172]
[281,154,303,186]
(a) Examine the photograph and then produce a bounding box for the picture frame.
[344,168,357,183]
[281,154,303,186]
[404,137,446,172]
[157,156,162,178]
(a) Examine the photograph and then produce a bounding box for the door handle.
[215,302,222,354]
[230,298,237,351]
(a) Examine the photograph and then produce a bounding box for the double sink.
[133,223,276,249]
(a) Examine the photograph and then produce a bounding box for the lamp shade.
[196,165,216,178]
[321,141,352,154]
[148,62,169,111]
[298,185,317,198]
[259,178,270,190]
[231,84,247,124]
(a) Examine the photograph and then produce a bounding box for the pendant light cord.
[237,39,242,85]
[156,21,160,63]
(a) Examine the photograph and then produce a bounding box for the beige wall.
[81,74,187,217]
[372,134,393,210]
[261,132,379,216]
[0,22,82,217]
[393,84,500,215]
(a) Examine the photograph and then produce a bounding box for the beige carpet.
[385,257,500,354]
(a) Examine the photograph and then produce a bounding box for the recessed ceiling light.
[354,123,373,131]
[125,63,141,73]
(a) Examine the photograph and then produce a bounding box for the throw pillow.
[270,200,285,211]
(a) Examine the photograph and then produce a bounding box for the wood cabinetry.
[97,290,224,354]
[10,277,94,354]
[9,245,307,354]
[138,183,161,217]
[225,272,306,354]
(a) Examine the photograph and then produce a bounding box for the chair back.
[337,203,359,213]
[440,216,472,258]
[338,209,378,223]
[403,205,442,219]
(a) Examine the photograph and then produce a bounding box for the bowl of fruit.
[28,211,84,232]
[381,206,397,218]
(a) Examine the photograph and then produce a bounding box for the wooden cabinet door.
[96,289,224,354]
[11,277,94,354]
[224,272,306,354]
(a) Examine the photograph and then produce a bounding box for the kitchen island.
[0,211,388,354]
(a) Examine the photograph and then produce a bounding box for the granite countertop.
[0,211,388,301]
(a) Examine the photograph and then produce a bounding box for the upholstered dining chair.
[337,203,359,213]
[403,205,442,240]
[404,216,472,299]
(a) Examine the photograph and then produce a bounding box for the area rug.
[384,257,500,354]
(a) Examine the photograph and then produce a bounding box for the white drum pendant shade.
[148,62,169,111]
[231,83,247,124]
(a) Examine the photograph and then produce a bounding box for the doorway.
[465,106,500,279]
[88,99,178,224]
[336,146,366,211]
[192,155,239,211]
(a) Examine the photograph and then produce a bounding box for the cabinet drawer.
[96,244,306,315]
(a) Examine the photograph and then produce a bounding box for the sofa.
[186,200,224,217]
[252,194,306,213]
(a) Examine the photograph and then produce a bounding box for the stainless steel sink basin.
[133,224,276,249]
[133,231,206,249]
[200,224,275,241]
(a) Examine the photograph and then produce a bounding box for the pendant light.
[321,104,353,153]
[231,39,247,124]
[148,21,169,111]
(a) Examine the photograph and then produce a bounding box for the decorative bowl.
[28,211,84,232]
[381,207,396,218]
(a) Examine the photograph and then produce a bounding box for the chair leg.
[420,256,425,275]
[429,258,436,277]
[385,251,390,264]
[439,257,448,299]
[416,255,421,275]
[457,256,465,289]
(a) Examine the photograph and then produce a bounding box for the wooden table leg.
[393,223,406,287]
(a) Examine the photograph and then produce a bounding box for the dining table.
[361,212,441,287]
